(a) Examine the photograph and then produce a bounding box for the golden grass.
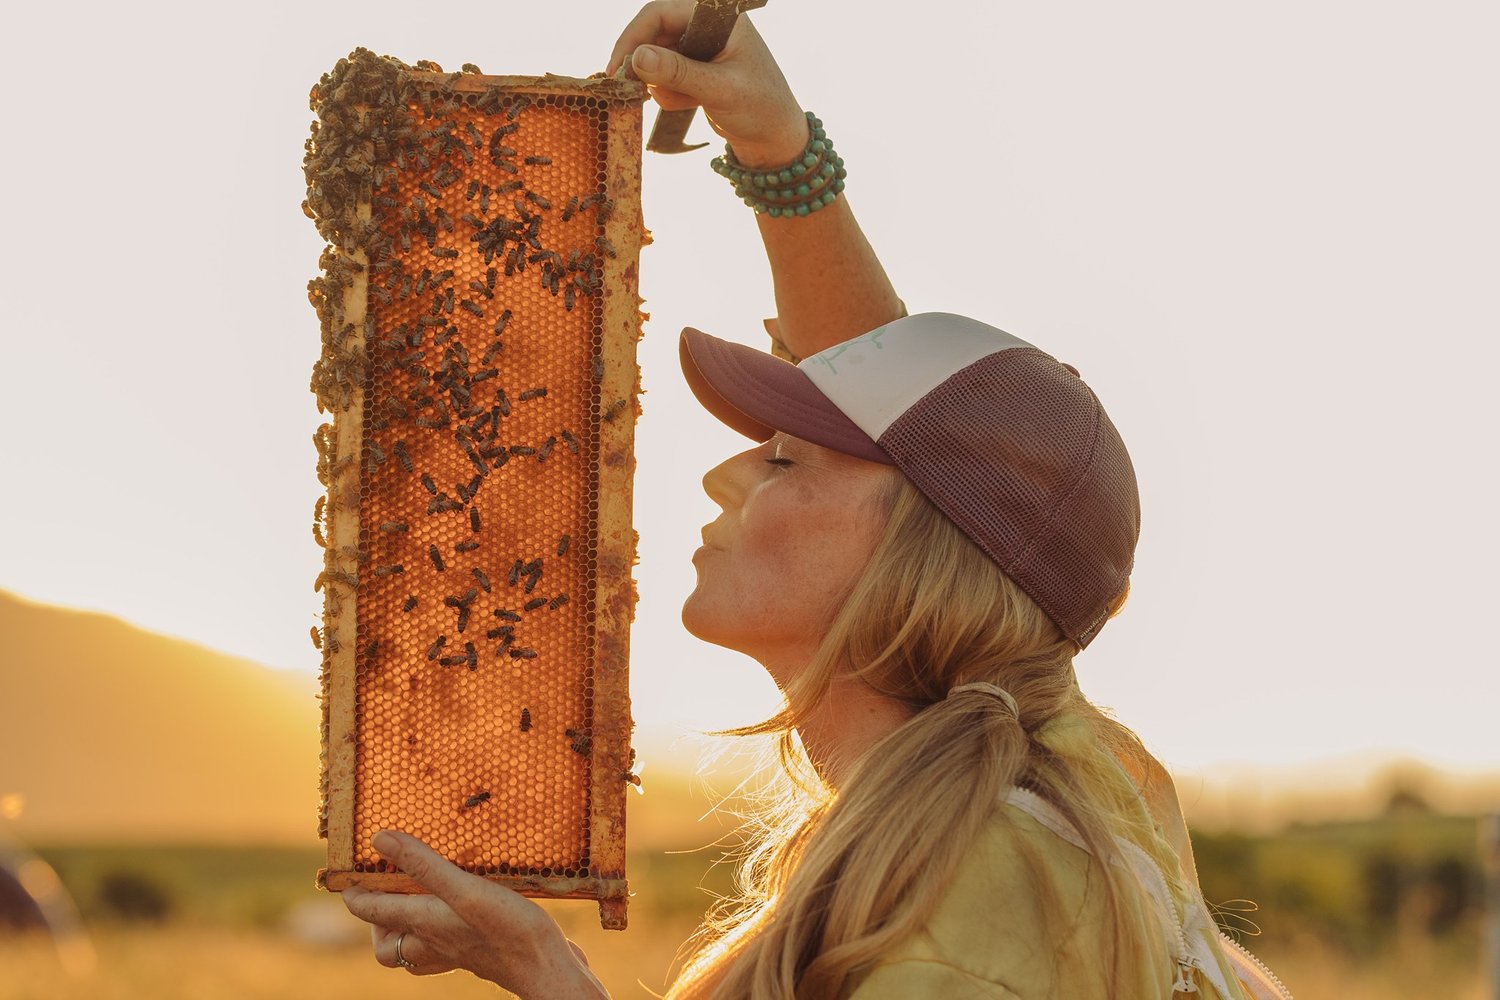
[0,922,1484,1000]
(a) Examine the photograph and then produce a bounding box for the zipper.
[1126,838,1199,994]
[1217,929,1296,1000]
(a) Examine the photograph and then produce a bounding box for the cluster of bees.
[305,49,633,834]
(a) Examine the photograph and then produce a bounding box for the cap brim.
[679,327,891,464]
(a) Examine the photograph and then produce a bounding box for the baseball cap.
[679,312,1139,649]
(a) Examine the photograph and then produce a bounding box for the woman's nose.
[701,447,753,509]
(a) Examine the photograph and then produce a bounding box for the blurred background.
[1,0,1496,997]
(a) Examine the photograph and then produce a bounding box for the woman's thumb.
[631,44,718,101]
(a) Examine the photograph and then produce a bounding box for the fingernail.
[633,46,659,74]
[372,830,399,855]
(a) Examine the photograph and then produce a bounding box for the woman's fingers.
[365,830,552,943]
[645,84,700,112]
[342,883,450,931]
[606,0,696,75]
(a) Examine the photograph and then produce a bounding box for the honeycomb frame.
[305,51,644,929]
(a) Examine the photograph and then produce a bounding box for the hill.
[0,590,320,845]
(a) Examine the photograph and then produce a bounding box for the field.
[0,810,1490,999]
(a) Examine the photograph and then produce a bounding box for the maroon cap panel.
[878,349,1140,647]
[679,328,892,464]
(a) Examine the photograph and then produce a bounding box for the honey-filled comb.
[304,48,645,929]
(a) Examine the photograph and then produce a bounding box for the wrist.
[727,116,810,170]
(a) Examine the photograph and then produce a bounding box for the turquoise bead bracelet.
[709,112,848,217]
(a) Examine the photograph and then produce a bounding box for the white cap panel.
[798,313,1035,440]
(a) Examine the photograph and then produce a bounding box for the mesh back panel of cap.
[305,52,644,929]
[878,348,1139,647]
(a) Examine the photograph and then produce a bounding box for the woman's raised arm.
[608,1,905,360]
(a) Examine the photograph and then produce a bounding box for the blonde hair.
[665,475,1185,1000]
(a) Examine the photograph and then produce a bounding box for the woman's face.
[683,431,899,674]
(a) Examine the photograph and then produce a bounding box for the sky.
[0,0,1495,777]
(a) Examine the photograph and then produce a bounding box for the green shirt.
[841,787,1288,1000]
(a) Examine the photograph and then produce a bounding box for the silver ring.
[394,931,416,969]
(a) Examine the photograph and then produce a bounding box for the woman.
[342,5,1291,998]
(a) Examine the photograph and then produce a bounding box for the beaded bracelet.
[709,111,847,217]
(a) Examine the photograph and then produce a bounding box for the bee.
[471,367,498,383]
[363,640,379,662]
[591,354,604,381]
[310,626,323,650]
[313,569,359,592]
[313,520,327,548]
[463,790,491,809]
[518,387,547,401]
[402,596,419,612]
[486,267,498,292]
[479,184,491,214]
[602,398,628,423]
[595,235,617,259]
[578,192,603,213]
[494,608,521,622]
[460,299,484,317]
[525,191,551,210]
[465,180,479,200]
[496,389,512,417]
[428,495,464,514]
[431,246,459,259]
[468,278,492,298]
[433,268,456,284]
[464,641,478,670]
[427,635,448,660]
[470,508,482,532]
[509,647,538,660]
[429,545,446,571]
[561,429,580,455]
[564,284,576,312]
[524,566,542,594]
[455,539,479,553]
[394,441,413,472]
[380,521,409,533]
[419,182,443,199]
[597,198,616,223]
[524,597,547,611]
[538,436,555,461]
[506,95,531,121]
[566,728,592,757]
[508,560,524,586]
[523,155,551,166]
[374,564,405,576]
[557,534,570,556]
[486,625,514,639]
[548,593,569,610]
[444,287,455,313]
[472,568,492,593]
[439,652,466,666]
[509,445,535,456]
[520,708,532,731]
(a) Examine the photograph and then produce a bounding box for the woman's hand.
[606,0,808,168]
[341,830,609,999]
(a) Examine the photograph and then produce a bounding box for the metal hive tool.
[304,48,645,929]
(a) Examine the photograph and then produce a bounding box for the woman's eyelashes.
[764,457,794,469]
